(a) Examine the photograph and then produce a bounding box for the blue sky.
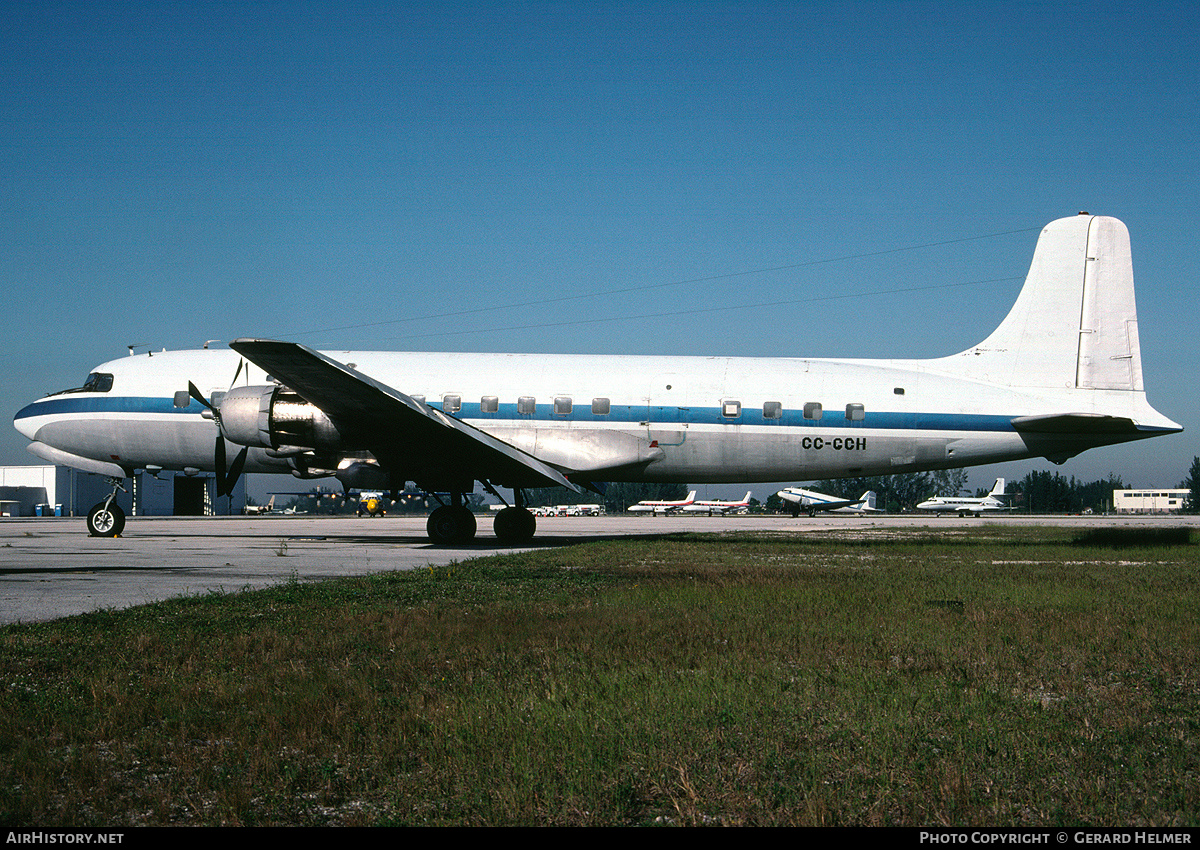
[3,1,1198,495]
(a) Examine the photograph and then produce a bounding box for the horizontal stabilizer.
[1010,413,1140,434]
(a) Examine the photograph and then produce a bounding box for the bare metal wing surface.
[227,339,578,494]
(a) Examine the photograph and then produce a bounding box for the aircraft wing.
[229,339,579,493]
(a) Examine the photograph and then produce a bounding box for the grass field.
[2,526,1197,826]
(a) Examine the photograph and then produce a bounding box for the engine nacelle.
[218,385,349,451]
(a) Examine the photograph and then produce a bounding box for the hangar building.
[0,465,244,517]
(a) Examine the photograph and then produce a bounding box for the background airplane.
[356,491,387,517]
[627,490,697,515]
[776,488,879,517]
[681,491,752,515]
[916,478,1012,517]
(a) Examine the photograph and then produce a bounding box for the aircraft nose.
[13,402,42,441]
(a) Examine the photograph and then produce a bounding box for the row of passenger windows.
[428,395,610,415]
[427,395,866,420]
[724,401,866,421]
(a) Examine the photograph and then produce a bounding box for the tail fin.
[989,478,1005,497]
[861,491,876,510]
[938,215,1142,391]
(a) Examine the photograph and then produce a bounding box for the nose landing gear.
[86,477,128,537]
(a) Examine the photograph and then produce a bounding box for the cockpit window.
[50,372,114,396]
[82,373,113,392]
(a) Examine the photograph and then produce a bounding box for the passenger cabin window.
[845,403,865,421]
[722,400,741,418]
[803,402,823,420]
[442,394,461,413]
[894,387,905,395]
[762,401,782,420]
[554,396,573,415]
[173,390,192,408]
[592,398,611,415]
[481,396,499,413]
[518,396,536,415]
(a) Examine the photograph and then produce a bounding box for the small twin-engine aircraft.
[916,478,1012,517]
[627,490,697,515]
[776,487,880,517]
[14,215,1181,543]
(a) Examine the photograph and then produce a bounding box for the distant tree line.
[1015,471,1126,514]
[1183,457,1200,513]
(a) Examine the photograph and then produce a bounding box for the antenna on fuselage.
[127,343,150,357]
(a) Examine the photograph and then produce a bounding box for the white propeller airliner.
[627,490,698,515]
[776,487,880,517]
[14,214,1181,543]
[680,491,753,515]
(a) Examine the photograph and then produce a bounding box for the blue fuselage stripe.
[16,395,1020,433]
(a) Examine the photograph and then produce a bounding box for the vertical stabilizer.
[939,215,1142,392]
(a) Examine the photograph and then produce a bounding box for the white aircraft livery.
[681,492,753,515]
[627,490,698,514]
[14,214,1181,543]
[917,478,1011,517]
[776,488,879,517]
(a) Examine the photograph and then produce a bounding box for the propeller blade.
[188,381,214,411]
[215,435,227,482]
[223,447,248,497]
[231,358,244,387]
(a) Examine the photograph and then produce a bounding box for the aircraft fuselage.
[16,347,1164,486]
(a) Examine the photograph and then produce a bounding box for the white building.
[1112,489,1189,514]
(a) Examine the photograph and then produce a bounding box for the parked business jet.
[776,487,879,517]
[916,478,1012,517]
[627,490,697,515]
[14,215,1181,543]
[681,491,753,515]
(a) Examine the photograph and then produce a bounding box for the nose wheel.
[85,476,128,537]
[87,502,126,537]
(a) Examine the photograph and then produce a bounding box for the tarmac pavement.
[2,512,1196,624]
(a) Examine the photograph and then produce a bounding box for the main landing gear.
[424,486,537,545]
[426,503,477,544]
[86,477,127,537]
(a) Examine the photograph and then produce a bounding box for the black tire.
[87,502,125,537]
[426,505,477,544]
[494,506,536,544]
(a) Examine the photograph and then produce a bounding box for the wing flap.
[229,339,579,492]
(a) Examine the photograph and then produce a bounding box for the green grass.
[2,527,1198,826]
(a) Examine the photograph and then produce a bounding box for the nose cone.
[13,401,43,441]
